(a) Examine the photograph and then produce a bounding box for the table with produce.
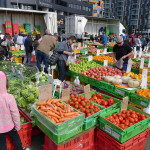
[1,51,150,150]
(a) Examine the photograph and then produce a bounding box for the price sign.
[104,60,108,66]
[62,88,70,101]
[148,59,150,68]
[11,57,14,62]
[134,51,137,58]
[84,84,91,99]
[121,97,128,112]
[104,48,107,54]
[36,73,41,87]
[96,49,100,56]
[88,55,93,61]
[48,65,51,75]
[38,84,52,102]
[134,47,137,53]
[41,64,45,72]
[21,45,24,50]
[139,47,142,57]
[140,58,145,69]
[85,51,88,55]
[141,69,148,89]
[126,58,132,73]
[51,65,56,70]
[48,74,53,84]
[74,55,76,60]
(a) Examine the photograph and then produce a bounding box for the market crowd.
[0,30,150,76]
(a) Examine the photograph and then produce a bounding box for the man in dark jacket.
[23,33,33,66]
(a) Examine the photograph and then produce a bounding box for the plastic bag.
[66,56,75,66]
[115,58,124,69]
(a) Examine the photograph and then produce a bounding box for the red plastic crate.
[5,21,11,25]
[6,109,32,150]
[44,128,95,150]
[95,127,149,150]
[43,144,95,150]
[100,90,122,100]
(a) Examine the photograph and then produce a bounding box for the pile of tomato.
[89,93,115,108]
[68,94,100,117]
[104,109,149,130]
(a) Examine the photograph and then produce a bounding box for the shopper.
[23,34,27,45]
[17,33,23,46]
[57,36,76,82]
[95,34,99,42]
[102,32,108,48]
[141,35,146,51]
[23,33,33,66]
[135,35,142,51]
[36,30,58,73]
[0,46,5,60]
[33,34,41,59]
[13,32,18,44]
[128,32,136,48]
[0,71,23,150]
[112,36,133,71]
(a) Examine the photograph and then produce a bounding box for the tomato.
[134,118,138,123]
[117,113,121,117]
[84,99,88,103]
[75,105,78,109]
[112,113,117,118]
[131,114,136,118]
[108,98,114,105]
[145,115,149,118]
[70,94,74,98]
[75,101,79,105]
[85,105,89,109]
[129,117,134,123]
[81,101,86,107]
[78,98,81,102]
[129,123,133,127]
[82,108,86,112]
[129,109,133,112]
[122,110,127,114]
[125,121,129,127]
[91,111,94,115]
[115,118,120,123]
[141,116,146,120]
[119,124,125,130]
[97,94,102,99]
[89,105,94,109]
[121,114,126,119]
[119,116,123,121]
[85,109,90,114]
[87,113,91,117]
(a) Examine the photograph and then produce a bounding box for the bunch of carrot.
[36,98,80,125]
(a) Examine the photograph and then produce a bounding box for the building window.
[83,6,86,11]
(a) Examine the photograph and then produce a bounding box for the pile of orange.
[136,89,150,98]
[93,55,114,64]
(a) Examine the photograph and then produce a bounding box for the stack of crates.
[19,26,25,32]
[35,25,41,34]
[13,24,19,36]
[5,21,12,36]
[24,24,31,33]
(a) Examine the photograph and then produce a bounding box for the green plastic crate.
[88,77,97,86]
[130,92,150,108]
[114,86,132,97]
[32,103,84,144]
[99,105,150,143]
[8,51,24,56]
[99,81,115,93]
[131,68,139,74]
[78,74,89,84]
[97,45,104,49]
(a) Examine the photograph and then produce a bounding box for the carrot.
[47,103,56,110]
[51,117,56,123]
[59,117,73,122]
[37,101,47,106]
[49,108,60,115]
[48,112,61,119]
[64,112,79,117]
[57,107,65,113]
[36,106,40,110]
[58,109,64,118]
[52,117,59,123]
[70,108,74,112]
[53,99,61,103]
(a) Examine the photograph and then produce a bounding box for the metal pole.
[17,0,19,9]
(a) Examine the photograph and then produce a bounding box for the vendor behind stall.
[57,36,76,82]
[112,36,133,71]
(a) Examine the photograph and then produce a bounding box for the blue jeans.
[37,50,49,73]
[57,60,69,82]
[23,52,32,65]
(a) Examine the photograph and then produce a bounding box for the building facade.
[0,0,93,32]
[103,0,150,33]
